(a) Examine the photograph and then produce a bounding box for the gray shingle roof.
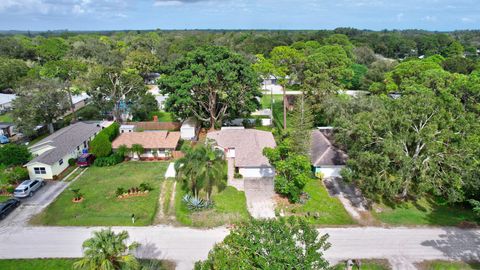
[206,129,276,168]
[27,122,101,166]
[310,129,347,167]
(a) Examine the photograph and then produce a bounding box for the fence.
[125,121,181,131]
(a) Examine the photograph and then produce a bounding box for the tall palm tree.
[74,228,140,270]
[175,144,226,200]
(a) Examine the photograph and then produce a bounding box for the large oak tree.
[159,46,261,129]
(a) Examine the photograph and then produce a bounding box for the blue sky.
[0,0,478,31]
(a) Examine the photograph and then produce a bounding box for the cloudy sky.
[0,0,478,31]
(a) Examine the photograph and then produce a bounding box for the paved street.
[0,224,478,270]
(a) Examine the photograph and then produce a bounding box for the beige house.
[207,128,276,178]
[112,131,180,159]
[25,122,101,180]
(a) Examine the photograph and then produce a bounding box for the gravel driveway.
[243,177,275,219]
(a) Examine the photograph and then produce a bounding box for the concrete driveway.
[243,178,275,219]
[0,181,68,230]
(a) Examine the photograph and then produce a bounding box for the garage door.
[239,167,275,178]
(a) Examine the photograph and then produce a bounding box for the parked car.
[13,179,45,198]
[0,135,9,144]
[0,198,20,220]
[77,153,95,167]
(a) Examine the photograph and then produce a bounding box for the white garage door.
[239,167,275,178]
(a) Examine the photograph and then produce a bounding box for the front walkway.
[243,177,276,219]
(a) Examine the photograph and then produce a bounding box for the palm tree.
[130,144,144,160]
[74,228,140,270]
[175,144,226,200]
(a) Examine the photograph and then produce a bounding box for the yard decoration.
[71,188,84,203]
[116,182,153,199]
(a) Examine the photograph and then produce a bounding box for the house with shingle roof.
[206,128,276,178]
[310,128,348,178]
[25,122,101,180]
[112,131,180,159]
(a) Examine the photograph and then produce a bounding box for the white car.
[13,179,45,198]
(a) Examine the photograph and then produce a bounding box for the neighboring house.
[147,85,169,110]
[71,93,90,111]
[112,131,180,159]
[0,94,16,113]
[207,128,276,178]
[120,125,135,133]
[25,122,101,180]
[310,128,348,178]
[180,117,199,140]
[262,75,278,86]
[338,90,371,98]
[144,72,161,85]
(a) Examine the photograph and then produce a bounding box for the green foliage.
[35,37,69,62]
[182,194,214,211]
[93,153,123,167]
[159,46,261,128]
[0,166,29,185]
[68,158,76,166]
[175,144,227,200]
[116,144,130,158]
[71,188,83,200]
[131,144,145,157]
[77,105,102,120]
[0,57,29,90]
[290,95,314,155]
[195,217,331,270]
[264,138,312,203]
[90,134,112,158]
[74,228,140,270]
[131,93,159,121]
[0,144,31,167]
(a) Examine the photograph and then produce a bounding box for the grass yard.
[333,259,391,270]
[373,197,478,226]
[31,162,168,226]
[175,185,250,227]
[277,178,355,225]
[0,113,13,122]
[0,259,175,270]
[150,111,175,122]
[417,260,480,270]
[260,94,284,109]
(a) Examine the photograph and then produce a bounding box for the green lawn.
[373,197,478,226]
[175,185,250,227]
[0,259,175,270]
[333,260,390,270]
[277,178,355,225]
[0,113,13,122]
[260,94,284,109]
[31,162,167,226]
[150,111,175,122]
[417,261,480,270]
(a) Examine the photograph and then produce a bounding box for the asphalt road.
[0,225,478,270]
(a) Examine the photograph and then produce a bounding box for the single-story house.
[207,128,276,178]
[120,125,135,133]
[25,122,101,180]
[180,117,199,140]
[310,128,348,178]
[0,94,16,113]
[112,131,180,159]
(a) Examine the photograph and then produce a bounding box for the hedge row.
[93,153,124,167]
[90,122,120,158]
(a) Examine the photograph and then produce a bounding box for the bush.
[94,153,124,167]
[90,133,112,158]
[234,172,243,179]
[6,186,14,193]
[139,182,153,192]
[68,158,77,166]
[182,194,213,211]
[77,105,102,120]
[0,144,31,166]
[7,166,29,184]
[102,122,120,141]
[116,187,126,197]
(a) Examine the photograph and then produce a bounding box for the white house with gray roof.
[25,122,101,180]
[207,128,276,178]
[0,93,16,113]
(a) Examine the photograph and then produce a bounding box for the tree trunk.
[66,89,77,123]
[47,123,54,134]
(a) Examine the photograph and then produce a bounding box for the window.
[59,159,64,165]
[34,167,46,175]
[77,146,80,151]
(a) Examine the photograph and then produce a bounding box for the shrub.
[6,186,15,193]
[77,105,102,120]
[71,188,83,200]
[116,144,129,158]
[7,166,29,184]
[68,158,77,166]
[182,194,213,211]
[102,122,120,141]
[139,182,153,192]
[90,133,112,158]
[116,187,126,197]
[234,172,243,179]
[0,144,31,166]
[94,153,124,167]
